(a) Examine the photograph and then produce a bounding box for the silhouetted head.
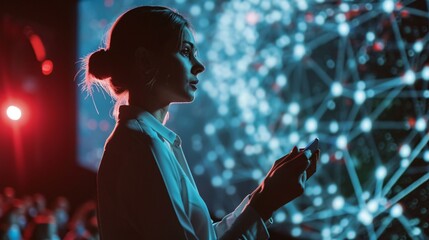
[84,6,205,115]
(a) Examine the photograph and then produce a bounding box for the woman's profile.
[83,5,320,240]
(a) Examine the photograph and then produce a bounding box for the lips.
[189,80,199,90]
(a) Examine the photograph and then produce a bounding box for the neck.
[128,94,170,124]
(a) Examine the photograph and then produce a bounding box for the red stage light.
[6,105,22,121]
[41,59,53,75]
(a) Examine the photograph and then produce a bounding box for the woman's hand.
[248,147,320,221]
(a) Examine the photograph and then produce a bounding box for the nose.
[191,59,205,76]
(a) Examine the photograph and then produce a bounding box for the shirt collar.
[118,105,180,146]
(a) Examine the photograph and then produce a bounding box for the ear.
[134,47,155,75]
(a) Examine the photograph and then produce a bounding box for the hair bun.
[88,49,112,80]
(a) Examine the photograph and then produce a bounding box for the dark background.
[0,1,96,211]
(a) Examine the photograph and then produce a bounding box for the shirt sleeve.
[213,195,273,240]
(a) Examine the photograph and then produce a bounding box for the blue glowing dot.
[331,82,343,97]
[375,166,387,180]
[288,102,300,115]
[332,196,345,210]
[328,184,338,194]
[211,176,223,187]
[204,123,216,135]
[413,41,424,53]
[321,228,331,238]
[296,1,308,11]
[222,170,233,179]
[339,3,350,12]
[224,158,236,169]
[252,169,263,180]
[293,44,306,60]
[226,186,236,195]
[276,35,291,47]
[269,138,280,150]
[313,197,323,206]
[403,70,416,85]
[336,135,348,149]
[338,23,350,36]
[335,13,346,23]
[354,90,366,104]
[204,1,215,11]
[401,158,410,168]
[422,66,429,80]
[275,211,286,223]
[297,23,307,33]
[357,209,373,225]
[390,204,403,218]
[289,132,299,144]
[315,15,325,25]
[367,199,379,213]
[330,121,339,133]
[282,113,293,125]
[190,5,201,16]
[291,213,303,224]
[193,164,205,175]
[175,0,186,3]
[357,81,366,90]
[424,90,429,98]
[382,0,395,13]
[415,117,427,132]
[276,74,287,87]
[305,118,318,133]
[291,227,302,237]
[321,153,330,164]
[313,185,322,195]
[412,227,422,236]
[366,32,375,42]
[335,151,343,160]
[360,118,372,132]
[423,150,429,162]
[346,231,356,239]
[399,144,411,158]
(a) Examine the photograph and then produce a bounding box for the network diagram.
[78,0,429,238]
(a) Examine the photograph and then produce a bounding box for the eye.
[181,47,191,56]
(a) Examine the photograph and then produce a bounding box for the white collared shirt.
[97,105,270,239]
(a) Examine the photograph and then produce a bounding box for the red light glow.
[6,105,22,121]
[41,59,54,75]
[29,34,46,61]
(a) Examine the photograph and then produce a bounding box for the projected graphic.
[77,0,429,238]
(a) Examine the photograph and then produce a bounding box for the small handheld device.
[303,138,319,158]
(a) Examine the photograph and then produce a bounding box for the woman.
[84,6,319,240]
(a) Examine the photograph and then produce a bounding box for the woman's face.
[154,27,205,104]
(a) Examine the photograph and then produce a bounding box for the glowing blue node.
[354,90,366,104]
[415,117,427,131]
[335,151,343,160]
[276,74,287,87]
[413,41,423,53]
[293,44,306,60]
[315,15,325,25]
[204,123,216,135]
[357,209,373,225]
[222,170,233,179]
[357,81,366,90]
[275,211,286,223]
[412,227,422,236]
[291,227,302,237]
[276,35,290,47]
[339,3,350,12]
[291,213,303,224]
[226,186,236,195]
[346,231,356,239]
[251,169,263,180]
[321,228,331,238]
[269,138,280,150]
[399,144,411,158]
[282,113,293,125]
[204,1,215,11]
[289,132,299,144]
[423,150,429,162]
[338,23,350,37]
[193,165,205,175]
[332,196,345,210]
[288,102,300,115]
[390,204,403,218]
[190,5,201,16]
[422,66,429,80]
[403,70,416,85]
[305,118,318,133]
[223,158,236,169]
[375,166,387,180]
[382,0,395,13]
[321,153,330,164]
[424,90,429,98]
[328,184,337,194]
[336,135,348,149]
[367,199,379,213]
[362,191,371,201]
[313,197,323,206]
[175,0,186,3]
[331,82,343,97]
[313,185,322,195]
[335,13,346,23]
[330,121,339,133]
[211,176,223,187]
[360,117,372,132]
[366,32,375,42]
[401,158,410,168]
